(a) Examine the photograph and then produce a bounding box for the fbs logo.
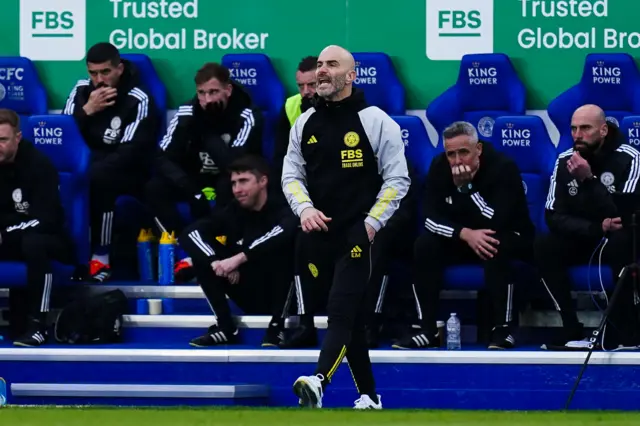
[19,0,86,61]
[426,0,494,60]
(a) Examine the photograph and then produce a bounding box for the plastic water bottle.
[446,313,462,350]
[158,231,175,285]
[137,229,154,282]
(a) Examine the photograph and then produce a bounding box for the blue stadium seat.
[121,53,167,133]
[221,54,285,161]
[548,53,640,153]
[492,115,557,231]
[354,52,405,115]
[426,53,526,146]
[0,115,90,288]
[0,57,48,137]
[620,115,640,148]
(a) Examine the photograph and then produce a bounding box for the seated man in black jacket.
[536,104,640,350]
[396,121,535,350]
[178,155,297,347]
[0,109,74,347]
[63,42,159,282]
[145,62,264,282]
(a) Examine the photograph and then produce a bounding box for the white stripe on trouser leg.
[188,231,214,257]
[540,278,561,311]
[40,273,52,313]
[294,275,305,315]
[505,283,513,323]
[101,212,113,246]
[411,284,423,320]
[375,275,389,314]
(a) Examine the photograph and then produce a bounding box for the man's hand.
[364,222,376,242]
[452,164,474,188]
[460,228,499,260]
[83,87,117,116]
[602,217,623,233]
[213,253,247,277]
[300,207,331,232]
[567,152,593,182]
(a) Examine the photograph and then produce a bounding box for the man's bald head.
[573,104,606,126]
[315,45,357,102]
[571,104,609,157]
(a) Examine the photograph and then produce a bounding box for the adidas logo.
[307,135,318,144]
[567,179,579,188]
[351,245,362,258]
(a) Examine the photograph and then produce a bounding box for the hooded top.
[155,81,264,206]
[545,121,640,239]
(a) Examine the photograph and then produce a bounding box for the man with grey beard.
[281,45,410,410]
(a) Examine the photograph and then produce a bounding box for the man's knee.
[534,233,565,263]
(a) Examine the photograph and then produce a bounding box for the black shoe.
[262,326,285,347]
[280,326,318,349]
[488,325,515,349]
[189,325,238,347]
[14,330,47,347]
[392,331,440,349]
[541,323,589,350]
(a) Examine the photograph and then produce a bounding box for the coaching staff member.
[281,45,410,410]
[62,42,159,282]
[0,109,74,347]
[396,121,534,351]
[536,104,640,349]
[145,62,263,281]
[178,155,297,348]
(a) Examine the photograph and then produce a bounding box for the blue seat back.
[620,115,640,148]
[221,54,285,160]
[391,115,442,231]
[0,57,48,136]
[353,52,405,115]
[427,53,526,146]
[29,115,90,266]
[121,53,167,133]
[549,53,640,152]
[492,115,557,231]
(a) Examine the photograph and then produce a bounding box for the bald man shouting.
[536,104,640,350]
[281,45,410,409]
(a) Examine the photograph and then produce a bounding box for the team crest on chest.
[344,131,360,148]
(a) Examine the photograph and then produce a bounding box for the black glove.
[204,101,225,118]
[190,193,212,219]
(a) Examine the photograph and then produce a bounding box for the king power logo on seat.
[19,0,86,61]
[426,0,494,60]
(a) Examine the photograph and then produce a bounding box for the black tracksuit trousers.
[413,231,531,335]
[90,165,145,252]
[294,222,377,398]
[179,218,292,331]
[535,230,639,347]
[0,231,72,329]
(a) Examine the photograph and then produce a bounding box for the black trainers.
[392,331,440,349]
[262,326,285,347]
[280,326,317,349]
[14,330,47,347]
[189,325,238,347]
[488,325,516,349]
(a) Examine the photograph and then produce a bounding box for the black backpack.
[54,289,129,344]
